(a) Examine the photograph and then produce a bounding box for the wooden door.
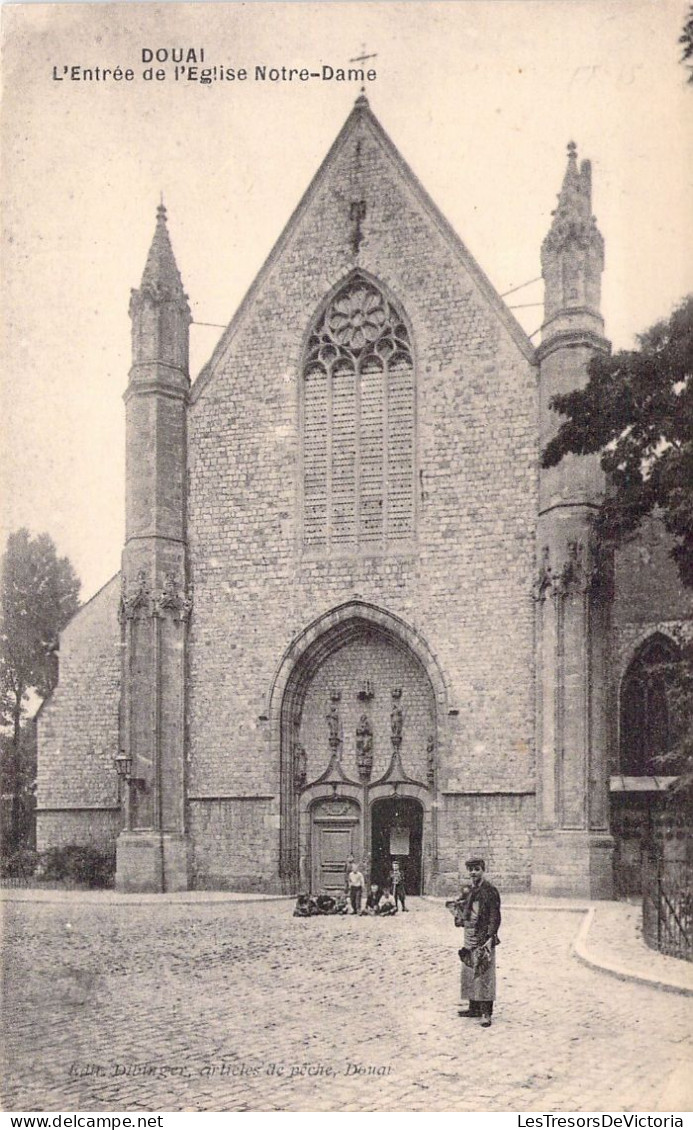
[314,825,353,894]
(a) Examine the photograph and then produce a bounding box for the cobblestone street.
[2,897,691,1113]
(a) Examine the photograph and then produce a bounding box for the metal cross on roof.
[349,44,378,96]
[349,44,378,66]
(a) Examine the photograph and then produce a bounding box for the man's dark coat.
[464,878,501,945]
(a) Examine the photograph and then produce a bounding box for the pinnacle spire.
[560,141,580,202]
[138,201,188,303]
[540,140,605,335]
[129,201,191,376]
[543,140,600,256]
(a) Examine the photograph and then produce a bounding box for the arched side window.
[619,635,681,775]
[302,276,415,551]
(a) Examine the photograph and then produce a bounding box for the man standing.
[457,857,501,1027]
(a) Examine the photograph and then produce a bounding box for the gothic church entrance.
[277,605,439,894]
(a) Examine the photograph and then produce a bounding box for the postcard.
[2,1,691,1116]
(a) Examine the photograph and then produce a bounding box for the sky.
[1,0,691,602]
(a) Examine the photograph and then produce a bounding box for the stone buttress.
[532,144,614,897]
[116,204,192,892]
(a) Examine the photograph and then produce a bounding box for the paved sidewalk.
[575,901,693,996]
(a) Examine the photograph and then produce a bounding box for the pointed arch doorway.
[371,796,423,893]
[612,632,683,897]
[270,600,447,893]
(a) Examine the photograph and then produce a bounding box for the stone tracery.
[307,277,412,370]
[302,275,415,549]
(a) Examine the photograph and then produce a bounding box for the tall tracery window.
[619,635,681,775]
[302,276,415,551]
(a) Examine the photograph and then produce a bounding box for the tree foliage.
[542,295,693,589]
[681,5,693,83]
[1,529,81,711]
[0,724,36,846]
[1,530,81,846]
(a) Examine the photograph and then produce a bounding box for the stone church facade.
[36,98,692,896]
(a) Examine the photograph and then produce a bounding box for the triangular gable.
[62,572,121,637]
[191,97,535,404]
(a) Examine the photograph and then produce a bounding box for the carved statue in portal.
[326,689,342,751]
[356,714,374,781]
[390,687,403,749]
[426,735,436,788]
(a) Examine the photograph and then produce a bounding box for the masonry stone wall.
[186,109,538,888]
[612,516,693,671]
[37,809,120,853]
[436,793,534,894]
[36,575,122,851]
[188,799,277,890]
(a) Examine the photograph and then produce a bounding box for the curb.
[572,906,693,998]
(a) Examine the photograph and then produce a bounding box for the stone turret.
[532,146,613,898]
[130,202,191,377]
[116,204,192,893]
[541,142,605,339]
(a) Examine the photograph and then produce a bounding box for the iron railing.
[642,858,692,962]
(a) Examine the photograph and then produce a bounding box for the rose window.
[328,286,387,352]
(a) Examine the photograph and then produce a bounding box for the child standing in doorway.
[389,860,407,912]
[347,862,366,914]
